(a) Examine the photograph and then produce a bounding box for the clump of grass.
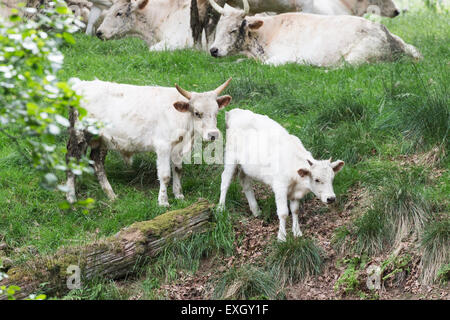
[63,278,124,300]
[420,219,450,284]
[353,209,391,255]
[212,264,281,300]
[380,67,449,152]
[378,174,432,245]
[268,236,324,285]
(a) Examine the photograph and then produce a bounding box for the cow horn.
[242,0,249,14]
[175,84,192,100]
[329,157,332,162]
[208,0,225,15]
[214,77,232,95]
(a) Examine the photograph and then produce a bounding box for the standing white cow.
[67,78,232,206]
[96,0,196,51]
[219,109,345,241]
[208,1,421,66]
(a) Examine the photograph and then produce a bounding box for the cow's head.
[297,158,345,204]
[209,0,256,58]
[96,0,148,40]
[173,78,232,142]
[353,0,400,18]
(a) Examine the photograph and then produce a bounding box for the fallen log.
[0,199,214,300]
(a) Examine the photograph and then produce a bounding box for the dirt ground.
[157,186,449,300]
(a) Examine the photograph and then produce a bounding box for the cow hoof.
[159,201,170,207]
[251,208,261,218]
[175,194,185,200]
[66,194,76,204]
[293,230,303,238]
[216,203,225,212]
[277,233,287,242]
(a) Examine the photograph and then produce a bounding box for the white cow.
[218,109,345,241]
[66,78,232,206]
[311,0,399,17]
[96,0,196,51]
[208,1,421,66]
[220,0,399,17]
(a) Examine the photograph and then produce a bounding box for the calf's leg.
[238,171,260,217]
[90,144,116,201]
[290,200,303,237]
[218,163,237,211]
[274,185,289,242]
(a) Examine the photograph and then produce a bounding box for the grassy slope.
[0,9,449,298]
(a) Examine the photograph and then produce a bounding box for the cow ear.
[298,168,310,177]
[248,20,263,30]
[173,101,190,112]
[331,160,345,173]
[217,95,232,109]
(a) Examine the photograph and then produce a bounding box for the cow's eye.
[230,29,237,34]
[195,112,202,118]
[315,179,320,183]
[116,12,122,17]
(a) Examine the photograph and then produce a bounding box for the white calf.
[218,109,344,241]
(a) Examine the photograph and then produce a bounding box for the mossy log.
[0,199,214,300]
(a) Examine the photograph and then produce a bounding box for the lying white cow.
[217,0,399,17]
[218,109,345,241]
[67,78,232,206]
[96,0,195,51]
[208,1,421,66]
[312,0,399,17]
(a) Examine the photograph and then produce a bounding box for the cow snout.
[207,131,219,141]
[393,9,400,17]
[327,196,336,204]
[96,30,104,39]
[210,47,219,57]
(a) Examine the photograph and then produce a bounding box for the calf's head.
[209,0,258,58]
[297,159,345,204]
[96,0,148,40]
[173,78,232,142]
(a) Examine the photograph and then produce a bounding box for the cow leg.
[86,6,102,35]
[156,147,171,207]
[274,185,289,242]
[290,200,303,238]
[218,163,237,211]
[238,170,260,217]
[90,144,116,201]
[66,108,88,204]
[171,162,184,200]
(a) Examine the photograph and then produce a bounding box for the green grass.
[0,8,449,298]
[267,236,324,285]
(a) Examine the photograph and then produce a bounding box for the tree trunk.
[0,199,214,300]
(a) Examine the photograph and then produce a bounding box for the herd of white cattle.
[1,0,423,240]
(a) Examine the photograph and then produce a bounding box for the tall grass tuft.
[353,209,391,255]
[212,264,281,300]
[420,219,450,284]
[380,66,449,152]
[268,236,324,285]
